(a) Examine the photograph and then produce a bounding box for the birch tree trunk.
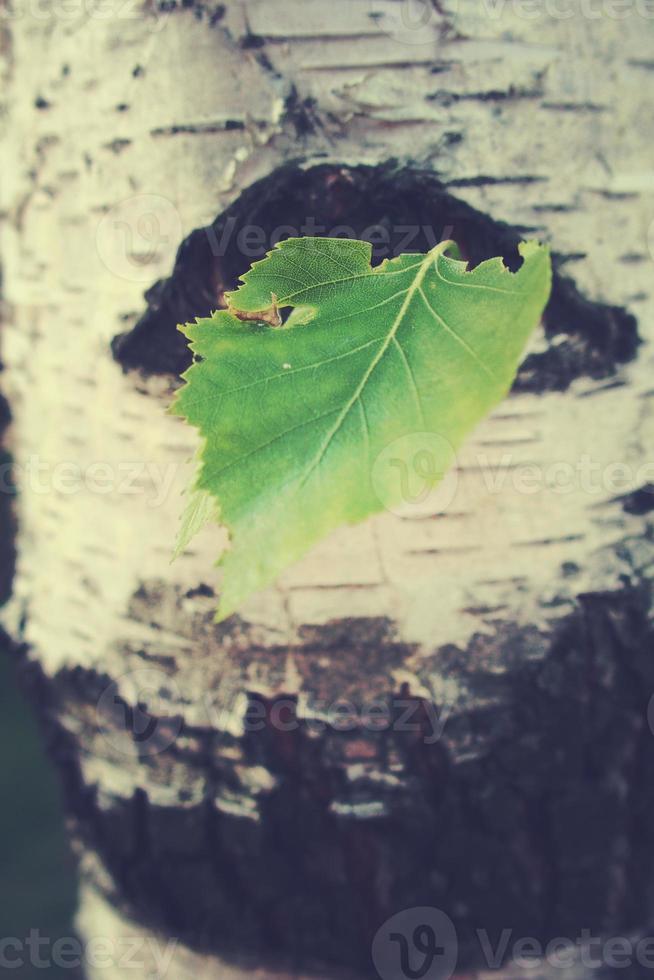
[1,1,654,978]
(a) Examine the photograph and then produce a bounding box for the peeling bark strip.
[111,163,639,392]
[2,1,654,978]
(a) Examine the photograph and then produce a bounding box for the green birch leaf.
[172,237,551,620]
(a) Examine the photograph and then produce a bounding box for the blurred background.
[0,641,78,978]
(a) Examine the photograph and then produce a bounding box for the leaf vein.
[202,407,341,483]
[418,287,498,383]
[279,259,425,304]
[392,335,426,427]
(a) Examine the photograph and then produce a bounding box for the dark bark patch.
[284,87,320,137]
[103,138,132,155]
[111,163,640,393]
[23,569,654,977]
[621,485,654,516]
[516,256,639,394]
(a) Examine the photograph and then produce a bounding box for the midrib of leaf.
[299,244,444,487]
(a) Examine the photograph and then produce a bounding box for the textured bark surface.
[1,1,654,977]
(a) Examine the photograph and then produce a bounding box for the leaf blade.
[172,237,552,619]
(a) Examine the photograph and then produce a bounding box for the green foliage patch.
[172,237,551,619]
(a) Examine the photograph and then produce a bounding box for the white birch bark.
[1,1,653,977]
